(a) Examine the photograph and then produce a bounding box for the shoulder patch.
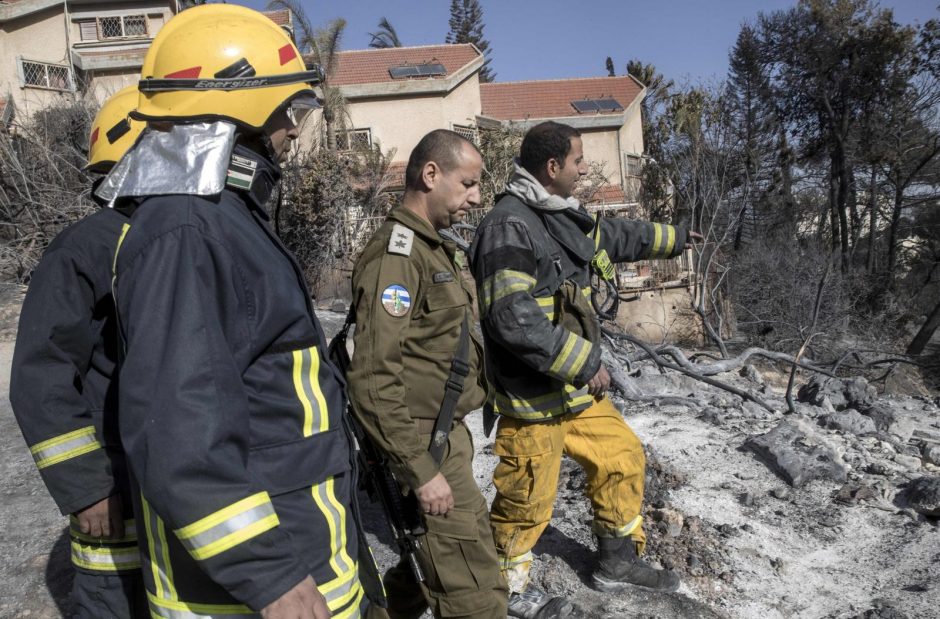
[388,223,414,256]
[381,284,411,317]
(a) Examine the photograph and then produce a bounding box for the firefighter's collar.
[389,206,444,247]
[225,144,280,210]
[96,121,236,203]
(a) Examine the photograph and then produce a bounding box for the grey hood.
[504,159,580,212]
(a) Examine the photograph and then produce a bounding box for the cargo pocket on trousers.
[493,427,554,509]
[422,507,497,615]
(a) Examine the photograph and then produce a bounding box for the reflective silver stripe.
[177,502,276,559]
[71,541,141,571]
[480,270,536,312]
[499,551,534,569]
[148,594,257,618]
[320,566,360,606]
[30,426,101,469]
[296,347,327,436]
[495,384,592,420]
[549,332,591,383]
[312,480,353,575]
[142,495,175,600]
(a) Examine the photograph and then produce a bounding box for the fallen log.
[602,327,776,412]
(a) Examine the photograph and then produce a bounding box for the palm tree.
[268,0,348,150]
[368,17,402,49]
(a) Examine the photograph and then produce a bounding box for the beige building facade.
[0,0,180,123]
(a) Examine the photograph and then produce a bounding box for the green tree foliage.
[368,17,402,49]
[446,0,495,83]
[268,0,349,150]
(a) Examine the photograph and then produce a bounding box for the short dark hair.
[519,121,581,176]
[405,129,478,190]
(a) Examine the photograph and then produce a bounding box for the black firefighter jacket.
[469,193,688,422]
[10,202,141,574]
[112,147,364,616]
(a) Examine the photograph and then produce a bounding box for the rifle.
[328,318,426,583]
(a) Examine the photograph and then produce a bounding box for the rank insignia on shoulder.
[381,284,411,317]
[226,154,257,191]
[432,271,455,283]
[388,223,414,256]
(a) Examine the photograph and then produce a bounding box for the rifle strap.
[428,312,471,465]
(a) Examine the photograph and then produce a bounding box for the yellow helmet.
[134,4,321,131]
[87,85,144,173]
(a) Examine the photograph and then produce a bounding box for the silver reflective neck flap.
[96,121,237,203]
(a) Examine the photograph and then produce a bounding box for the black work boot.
[592,536,680,592]
[507,584,580,618]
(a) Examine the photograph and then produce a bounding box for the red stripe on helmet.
[90,127,99,146]
[165,66,202,79]
[278,44,297,66]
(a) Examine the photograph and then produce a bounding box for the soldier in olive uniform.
[347,130,508,619]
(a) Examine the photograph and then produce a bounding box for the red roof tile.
[385,161,406,189]
[262,9,290,26]
[330,44,480,87]
[584,184,626,205]
[481,76,643,121]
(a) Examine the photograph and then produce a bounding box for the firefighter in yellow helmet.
[10,85,146,617]
[103,5,384,618]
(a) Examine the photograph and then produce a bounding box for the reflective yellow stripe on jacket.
[292,346,329,437]
[29,426,101,469]
[494,383,593,421]
[548,331,592,385]
[650,223,677,259]
[479,269,536,316]
[175,492,279,561]
[69,516,141,572]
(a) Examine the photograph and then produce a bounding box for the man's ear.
[421,161,439,190]
[546,158,560,181]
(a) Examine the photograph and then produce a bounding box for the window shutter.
[79,20,98,41]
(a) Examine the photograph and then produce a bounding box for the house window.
[452,124,478,144]
[98,14,148,40]
[336,128,372,151]
[624,153,642,178]
[19,58,73,91]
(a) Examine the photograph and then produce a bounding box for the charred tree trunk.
[907,298,940,355]
[867,167,878,275]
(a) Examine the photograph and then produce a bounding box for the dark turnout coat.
[469,193,688,422]
[10,204,142,575]
[113,147,366,617]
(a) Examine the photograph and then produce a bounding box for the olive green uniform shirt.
[347,206,485,491]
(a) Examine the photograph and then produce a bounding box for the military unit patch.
[382,284,411,317]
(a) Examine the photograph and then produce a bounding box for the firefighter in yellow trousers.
[469,121,700,618]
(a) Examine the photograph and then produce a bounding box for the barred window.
[336,128,372,151]
[98,14,148,39]
[19,59,73,91]
[624,153,642,178]
[452,124,478,145]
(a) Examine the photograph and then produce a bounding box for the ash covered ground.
[1,298,938,618]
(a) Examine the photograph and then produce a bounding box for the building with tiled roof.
[301,43,484,169]
[478,76,647,203]
[0,0,177,120]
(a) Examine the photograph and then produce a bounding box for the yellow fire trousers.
[489,397,647,591]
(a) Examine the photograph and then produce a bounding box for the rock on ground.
[745,416,850,487]
[822,409,878,436]
[903,476,940,517]
[797,376,876,412]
